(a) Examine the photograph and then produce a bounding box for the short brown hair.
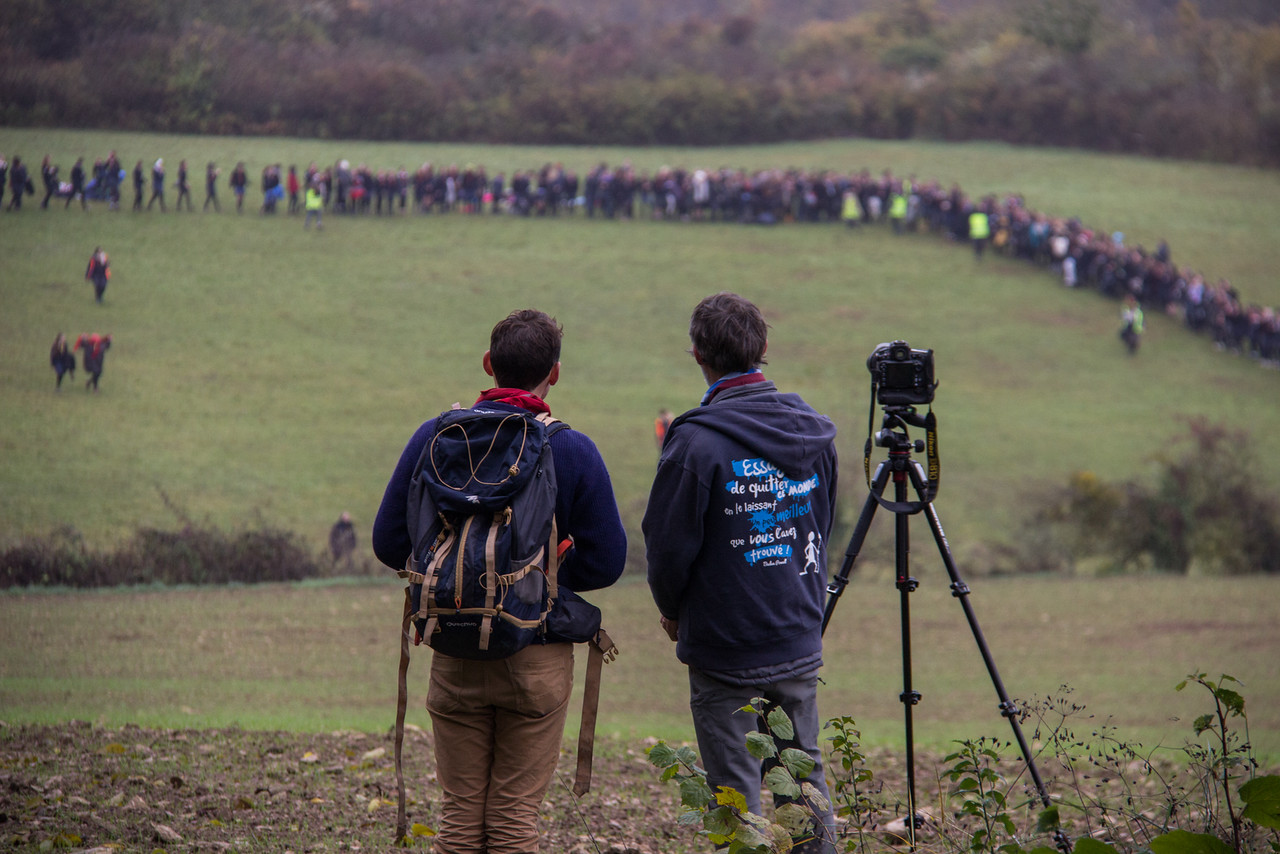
[689,292,768,375]
[489,309,563,389]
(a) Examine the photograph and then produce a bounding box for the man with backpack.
[372,308,626,854]
[643,292,839,853]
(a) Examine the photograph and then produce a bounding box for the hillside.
[2,130,1279,573]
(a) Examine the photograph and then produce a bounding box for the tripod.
[823,405,1068,852]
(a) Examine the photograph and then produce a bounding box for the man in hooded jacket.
[644,291,838,853]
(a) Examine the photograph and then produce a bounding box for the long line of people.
[8,148,1277,368]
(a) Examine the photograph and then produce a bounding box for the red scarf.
[703,372,767,405]
[475,387,551,414]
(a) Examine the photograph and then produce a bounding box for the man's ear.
[547,362,560,387]
[482,350,495,377]
[691,346,704,366]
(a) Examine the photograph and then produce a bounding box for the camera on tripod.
[867,340,937,407]
[832,340,1066,853]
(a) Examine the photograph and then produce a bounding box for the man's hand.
[659,616,678,642]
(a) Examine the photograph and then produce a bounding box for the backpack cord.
[394,586,413,842]
[429,413,531,490]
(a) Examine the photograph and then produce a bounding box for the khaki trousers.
[427,642,574,854]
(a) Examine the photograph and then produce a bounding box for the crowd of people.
[8,147,1277,368]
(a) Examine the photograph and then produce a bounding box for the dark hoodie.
[644,379,838,674]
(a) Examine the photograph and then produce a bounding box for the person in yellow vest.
[840,190,861,229]
[304,179,324,231]
[889,184,908,234]
[1120,295,1144,354]
[968,204,991,259]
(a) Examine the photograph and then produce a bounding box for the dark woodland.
[2,0,1279,164]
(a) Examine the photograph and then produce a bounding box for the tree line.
[1,0,1278,164]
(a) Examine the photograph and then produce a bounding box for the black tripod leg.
[907,464,1068,850]
[822,462,889,635]
[895,466,923,849]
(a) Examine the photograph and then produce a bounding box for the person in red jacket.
[74,333,112,392]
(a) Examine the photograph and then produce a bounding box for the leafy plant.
[650,674,1280,854]
[825,715,889,852]
[1016,674,1280,854]
[1174,673,1271,853]
[942,738,1022,853]
[645,699,833,853]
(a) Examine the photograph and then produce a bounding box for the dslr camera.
[867,340,937,406]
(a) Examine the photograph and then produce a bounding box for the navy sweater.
[643,381,838,673]
[372,401,627,596]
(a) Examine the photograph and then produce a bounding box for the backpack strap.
[420,521,455,643]
[535,412,568,614]
[573,627,619,796]
[478,513,500,652]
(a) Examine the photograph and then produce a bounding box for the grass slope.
[2,130,1278,568]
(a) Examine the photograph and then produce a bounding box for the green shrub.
[1021,419,1280,575]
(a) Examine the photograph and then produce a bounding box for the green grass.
[5,127,1278,303]
[2,576,1277,761]
[2,129,1279,759]
[3,129,1280,565]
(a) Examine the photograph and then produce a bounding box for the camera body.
[867,340,937,406]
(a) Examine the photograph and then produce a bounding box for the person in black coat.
[104,151,121,210]
[229,162,248,213]
[67,157,86,210]
[7,156,28,211]
[50,333,76,389]
[132,161,144,211]
[175,159,192,211]
[147,158,166,211]
[40,155,59,209]
[203,162,221,212]
[329,512,357,565]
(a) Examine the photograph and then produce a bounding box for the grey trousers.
[688,666,837,853]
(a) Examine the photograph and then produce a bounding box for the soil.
[0,721,948,853]
[0,721,713,852]
[0,720,1258,853]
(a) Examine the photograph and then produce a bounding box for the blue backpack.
[401,407,567,659]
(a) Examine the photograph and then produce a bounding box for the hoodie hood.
[671,381,836,479]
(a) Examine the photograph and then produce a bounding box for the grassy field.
[2,576,1277,761]
[2,129,1279,762]
[2,128,1279,568]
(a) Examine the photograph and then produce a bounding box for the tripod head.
[863,402,939,514]
[875,405,930,454]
